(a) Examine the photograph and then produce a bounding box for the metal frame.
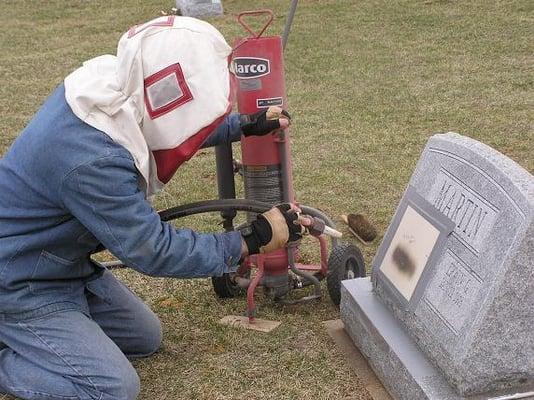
[371,186,455,312]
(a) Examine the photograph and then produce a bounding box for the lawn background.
[0,0,532,399]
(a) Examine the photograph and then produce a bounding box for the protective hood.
[65,16,234,196]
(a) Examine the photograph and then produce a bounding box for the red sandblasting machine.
[209,10,365,321]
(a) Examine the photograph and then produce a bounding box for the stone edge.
[340,277,534,400]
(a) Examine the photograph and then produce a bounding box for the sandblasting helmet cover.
[65,16,235,196]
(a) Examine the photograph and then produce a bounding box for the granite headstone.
[341,132,534,400]
[175,0,223,18]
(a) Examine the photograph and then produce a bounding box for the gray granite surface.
[341,278,534,400]
[344,133,533,396]
[176,0,223,18]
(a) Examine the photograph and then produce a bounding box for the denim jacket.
[0,84,243,315]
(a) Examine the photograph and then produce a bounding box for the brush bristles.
[347,214,377,242]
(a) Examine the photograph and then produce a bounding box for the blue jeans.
[0,270,162,400]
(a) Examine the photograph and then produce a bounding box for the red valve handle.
[237,9,274,39]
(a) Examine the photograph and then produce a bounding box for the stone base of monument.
[341,278,534,400]
[324,319,392,400]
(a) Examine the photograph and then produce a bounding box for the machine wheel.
[326,242,365,306]
[212,273,245,298]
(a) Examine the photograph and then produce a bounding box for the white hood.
[65,16,234,196]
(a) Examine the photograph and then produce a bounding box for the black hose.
[93,199,273,256]
[299,205,339,248]
[94,199,339,258]
[288,246,322,295]
[160,200,339,248]
[158,199,273,221]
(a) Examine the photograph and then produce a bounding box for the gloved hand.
[240,203,304,255]
[239,106,291,137]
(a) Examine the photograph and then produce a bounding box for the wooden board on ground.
[323,319,393,400]
[219,315,281,333]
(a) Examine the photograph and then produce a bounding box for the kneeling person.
[0,15,296,400]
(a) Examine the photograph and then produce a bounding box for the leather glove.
[240,106,291,137]
[240,203,304,255]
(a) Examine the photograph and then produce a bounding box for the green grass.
[0,0,532,399]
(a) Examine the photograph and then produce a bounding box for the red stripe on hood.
[152,105,232,184]
[152,70,237,185]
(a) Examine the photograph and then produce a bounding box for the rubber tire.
[212,274,245,298]
[327,242,365,306]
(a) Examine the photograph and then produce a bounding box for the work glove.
[240,203,305,255]
[240,106,291,137]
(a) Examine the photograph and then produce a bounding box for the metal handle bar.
[237,9,274,39]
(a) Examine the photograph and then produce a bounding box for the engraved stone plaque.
[341,133,534,399]
[379,205,440,301]
[374,187,454,308]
